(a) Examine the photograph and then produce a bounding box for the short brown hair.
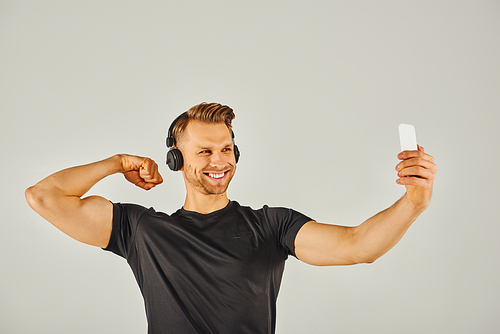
[172,102,235,147]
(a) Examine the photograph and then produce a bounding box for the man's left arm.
[295,146,437,266]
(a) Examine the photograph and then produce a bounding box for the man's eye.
[200,150,211,154]
[222,148,231,152]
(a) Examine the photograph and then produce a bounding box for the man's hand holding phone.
[396,124,437,211]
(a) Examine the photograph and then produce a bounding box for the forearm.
[352,194,425,263]
[28,155,124,199]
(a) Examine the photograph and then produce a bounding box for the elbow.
[25,185,38,209]
[25,185,46,211]
[25,186,35,207]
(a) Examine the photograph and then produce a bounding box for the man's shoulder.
[113,202,173,221]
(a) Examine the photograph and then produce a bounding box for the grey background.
[1,1,499,333]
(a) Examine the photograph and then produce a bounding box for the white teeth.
[208,172,224,179]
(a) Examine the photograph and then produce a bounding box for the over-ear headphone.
[166,112,240,171]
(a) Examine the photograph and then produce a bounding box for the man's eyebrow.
[195,142,233,150]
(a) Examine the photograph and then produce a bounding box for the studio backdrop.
[1,1,499,333]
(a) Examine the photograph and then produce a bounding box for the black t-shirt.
[104,200,311,334]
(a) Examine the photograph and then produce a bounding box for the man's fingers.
[396,158,437,179]
[126,173,159,191]
[396,175,433,188]
[395,148,437,189]
[396,157,436,172]
[122,155,163,190]
[398,149,435,163]
[139,159,163,184]
[135,180,155,190]
[397,166,436,180]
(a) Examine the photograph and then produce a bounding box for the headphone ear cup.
[166,149,184,171]
[234,144,240,164]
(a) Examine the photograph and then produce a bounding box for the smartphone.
[398,123,418,151]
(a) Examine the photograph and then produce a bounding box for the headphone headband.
[166,111,187,148]
[166,111,236,147]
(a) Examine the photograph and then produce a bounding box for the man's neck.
[183,192,230,214]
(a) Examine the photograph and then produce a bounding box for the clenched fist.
[119,154,164,190]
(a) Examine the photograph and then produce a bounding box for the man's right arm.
[25,154,163,248]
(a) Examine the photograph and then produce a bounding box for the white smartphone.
[398,123,418,151]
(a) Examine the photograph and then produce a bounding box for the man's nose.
[209,151,226,167]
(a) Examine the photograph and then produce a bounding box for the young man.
[25,102,437,333]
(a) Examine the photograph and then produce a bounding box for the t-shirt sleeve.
[262,206,312,259]
[103,202,150,259]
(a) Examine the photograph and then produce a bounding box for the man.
[25,102,437,333]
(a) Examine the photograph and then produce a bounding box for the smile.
[203,171,229,180]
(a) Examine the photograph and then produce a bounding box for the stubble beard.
[184,165,235,195]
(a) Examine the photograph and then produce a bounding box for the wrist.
[110,154,128,174]
[400,193,428,215]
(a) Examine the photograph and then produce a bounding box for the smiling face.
[179,120,236,196]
